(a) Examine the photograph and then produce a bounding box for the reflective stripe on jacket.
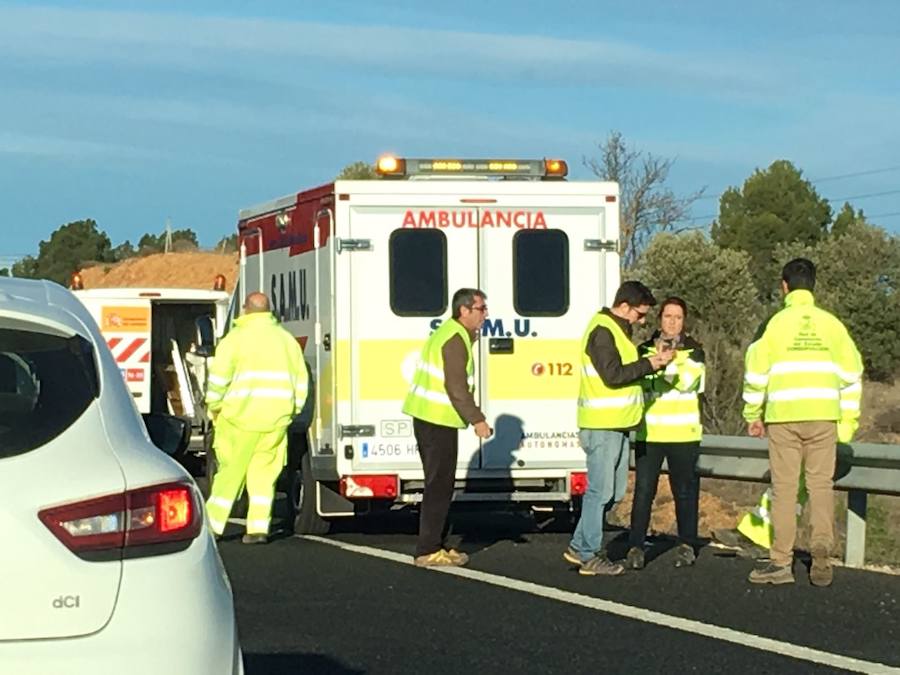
[577,313,643,429]
[742,290,863,442]
[205,312,308,432]
[637,337,705,443]
[402,319,474,429]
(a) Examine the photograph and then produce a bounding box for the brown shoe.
[414,550,462,567]
[562,547,583,566]
[748,562,794,585]
[443,548,469,566]
[810,545,833,587]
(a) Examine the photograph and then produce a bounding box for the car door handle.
[489,337,514,354]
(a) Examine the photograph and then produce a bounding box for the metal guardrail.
[641,434,900,568]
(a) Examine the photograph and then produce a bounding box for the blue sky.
[2,1,900,261]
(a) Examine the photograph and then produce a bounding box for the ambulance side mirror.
[194,316,216,357]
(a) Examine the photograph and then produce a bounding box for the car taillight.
[340,474,398,499]
[39,482,202,560]
[569,471,588,496]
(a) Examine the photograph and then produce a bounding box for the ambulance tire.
[291,452,330,535]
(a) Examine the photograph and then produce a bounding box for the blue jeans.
[570,429,630,561]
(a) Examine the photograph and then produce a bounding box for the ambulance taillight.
[70,272,84,290]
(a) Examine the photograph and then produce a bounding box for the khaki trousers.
[767,421,837,566]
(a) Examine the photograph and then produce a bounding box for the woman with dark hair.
[627,296,705,570]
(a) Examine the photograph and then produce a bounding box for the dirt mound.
[611,474,743,537]
[80,252,240,291]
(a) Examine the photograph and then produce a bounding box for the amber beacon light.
[376,155,406,177]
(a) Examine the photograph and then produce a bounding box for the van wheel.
[291,453,330,535]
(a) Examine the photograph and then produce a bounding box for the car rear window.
[0,326,98,459]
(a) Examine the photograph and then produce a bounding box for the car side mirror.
[142,413,190,457]
[194,315,216,358]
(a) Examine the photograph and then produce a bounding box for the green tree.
[138,228,199,255]
[775,221,900,382]
[712,160,832,301]
[112,240,136,261]
[584,130,705,269]
[0,268,9,277]
[831,201,865,238]
[216,234,239,253]
[16,220,114,285]
[336,161,377,180]
[11,255,39,279]
[633,231,762,434]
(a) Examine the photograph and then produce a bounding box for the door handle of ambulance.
[489,337,514,354]
[323,333,331,351]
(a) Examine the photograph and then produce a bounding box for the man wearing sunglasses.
[564,280,675,576]
[403,288,493,567]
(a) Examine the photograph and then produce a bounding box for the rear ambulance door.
[478,194,616,469]
[346,196,479,472]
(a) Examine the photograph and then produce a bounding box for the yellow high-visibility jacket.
[742,290,863,442]
[205,312,308,432]
[637,335,705,443]
[402,319,474,429]
[577,313,644,429]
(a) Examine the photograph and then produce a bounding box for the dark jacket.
[442,330,485,425]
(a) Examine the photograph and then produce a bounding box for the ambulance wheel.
[291,452,330,535]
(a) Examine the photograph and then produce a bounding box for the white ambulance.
[230,157,621,533]
[72,282,231,450]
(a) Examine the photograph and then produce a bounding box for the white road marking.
[300,535,899,675]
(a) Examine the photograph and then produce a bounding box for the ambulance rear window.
[390,229,448,316]
[513,229,569,316]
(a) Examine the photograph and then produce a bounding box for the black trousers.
[628,440,700,548]
[413,418,459,557]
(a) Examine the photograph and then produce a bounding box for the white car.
[0,277,242,675]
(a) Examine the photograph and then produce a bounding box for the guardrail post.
[844,489,867,568]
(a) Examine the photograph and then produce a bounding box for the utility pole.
[164,217,173,254]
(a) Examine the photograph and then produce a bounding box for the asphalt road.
[217,509,900,675]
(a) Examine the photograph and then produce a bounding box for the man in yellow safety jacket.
[402,288,493,568]
[564,281,674,576]
[205,292,308,544]
[743,258,862,586]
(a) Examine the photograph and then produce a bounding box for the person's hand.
[747,420,766,438]
[474,421,493,438]
[648,349,675,370]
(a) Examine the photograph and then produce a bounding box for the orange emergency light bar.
[375,156,568,180]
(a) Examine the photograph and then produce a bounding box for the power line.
[678,188,900,222]
[827,189,900,203]
[693,165,900,202]
[811,165,900,183]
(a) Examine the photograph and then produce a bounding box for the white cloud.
[0,130,159,159]
[0,5,779,96]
